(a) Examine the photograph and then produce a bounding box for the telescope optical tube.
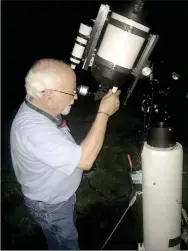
[70,23,92,69]
[91,1,150,88]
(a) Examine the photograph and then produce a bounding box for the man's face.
[49,69,78,116]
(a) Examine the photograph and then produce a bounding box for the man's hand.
[98,89,121,116]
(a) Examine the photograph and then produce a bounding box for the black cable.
[83,170,134,203]
[83,174,110,200]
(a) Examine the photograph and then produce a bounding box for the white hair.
[25,62,62,99]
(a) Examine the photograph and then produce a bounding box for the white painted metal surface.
[141,142,183,250]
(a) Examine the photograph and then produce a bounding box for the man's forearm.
[79,113,109,170]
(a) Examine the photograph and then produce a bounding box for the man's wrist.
[96,112,110,123]
[97,111,110,118]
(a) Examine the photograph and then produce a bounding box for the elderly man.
[10,58,121,250]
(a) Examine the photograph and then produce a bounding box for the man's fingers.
[114,90,121,95]
[109,89,121,95]
[104,89,112,98]
[103,89,121,99]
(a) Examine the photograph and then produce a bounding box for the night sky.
[2,1,187,121]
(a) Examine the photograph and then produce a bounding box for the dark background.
[1,1,188,249]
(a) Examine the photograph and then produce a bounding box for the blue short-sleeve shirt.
[10,102,83,204]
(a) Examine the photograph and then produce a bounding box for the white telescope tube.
[97,12,150,70]
[70,23,92,69]
[141,142,183,250]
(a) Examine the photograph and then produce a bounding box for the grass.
[1,97,188,249]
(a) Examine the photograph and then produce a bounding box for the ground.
[2,95,188,250]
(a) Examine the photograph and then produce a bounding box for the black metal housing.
[146,122,176,148]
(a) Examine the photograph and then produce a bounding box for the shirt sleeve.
[24,126,82,176]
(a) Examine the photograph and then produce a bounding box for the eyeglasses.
[53,90,77,97]
[42,89,77,97]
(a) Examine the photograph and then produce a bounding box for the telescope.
[69,1,186,250]
[70,0,159,102]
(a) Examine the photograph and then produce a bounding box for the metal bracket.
[123,34,159,107]
[82,4,110,70]
[132,34,159,77]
